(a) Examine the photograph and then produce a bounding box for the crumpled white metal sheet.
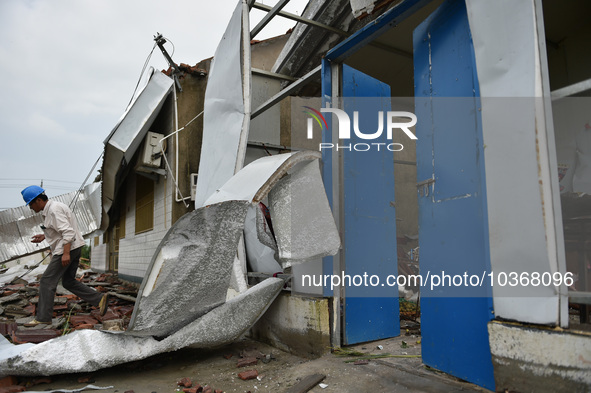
[0,277,284,377]
[0,264,47,287]
[268,160,340,267]
[194,0,248,208]
[0,149,341,376]
[244,204,282,274]
[128,200,251,337]
[101,71,173,218]
[203,151,321,206]
[0,150,337,376]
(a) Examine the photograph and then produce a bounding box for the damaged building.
[1,0,591,392]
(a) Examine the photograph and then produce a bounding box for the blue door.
[340,64,400,345]
[413,0,495,390]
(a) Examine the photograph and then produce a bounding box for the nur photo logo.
[303,105,418,152]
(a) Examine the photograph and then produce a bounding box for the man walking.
[21,185,108,326]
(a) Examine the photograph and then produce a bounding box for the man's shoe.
[24,318,51,327]
[99,293,110,316]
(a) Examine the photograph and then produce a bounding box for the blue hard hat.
[21,185,45,205]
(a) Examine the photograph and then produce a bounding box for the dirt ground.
[15,329,492,393]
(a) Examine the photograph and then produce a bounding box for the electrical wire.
[0,178,80,184]
[126,43,157,110]
[7,36,177,279]
[162,35,175,57]
[69,151,104,211]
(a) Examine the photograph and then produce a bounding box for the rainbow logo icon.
[302,106,328,131]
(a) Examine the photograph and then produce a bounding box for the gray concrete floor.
[18,330,492,393]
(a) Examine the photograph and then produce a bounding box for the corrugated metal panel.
[193,2,248,207]
[0,183,101,263]
[101,70,174,220]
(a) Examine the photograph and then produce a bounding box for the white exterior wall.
[465,0,567,326]
[90,243,108,273]
[117,171,173,281]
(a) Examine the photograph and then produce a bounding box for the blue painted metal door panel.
[341,64,400,345]
[413,0,495,390]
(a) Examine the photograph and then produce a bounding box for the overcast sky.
[0,0,306,210]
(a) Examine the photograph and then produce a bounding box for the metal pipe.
[234,0,253,175]
[252,2,349,37]
[250,0,290,39]
[251,64,321,119]
[173,86,189,204]
[252,67,297,82]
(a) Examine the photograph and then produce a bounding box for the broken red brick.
[177,377,192,387]
[69,315,99,327]
[74,324,94,330]
[214,390,224,393]
[183,383,204,393]
[11,329,60,344]
[57,295,77,302]
[0,377,18,388]
[238,369,258,381]
[113,305,134,317]
[23,304,35,315]
[201,386,212,393]
[3,284,24,291]
[77,375,94,383]
[236,357,258,368]
[0,322,18,336]
[223,353,233,359]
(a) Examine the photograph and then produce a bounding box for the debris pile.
[399,298,420,321]
[176,377,224,393]
[0,269,138,344]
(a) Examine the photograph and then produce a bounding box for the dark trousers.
[37,247,103,322]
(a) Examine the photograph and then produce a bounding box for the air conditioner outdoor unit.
[190,173,198,201]
[140,131,164,168]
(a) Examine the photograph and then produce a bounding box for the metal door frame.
[321,0,432,348]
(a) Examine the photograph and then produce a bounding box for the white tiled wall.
[117,173,173,280]
[91,243,108,273]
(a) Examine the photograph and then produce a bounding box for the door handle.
[417,178,435,197]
